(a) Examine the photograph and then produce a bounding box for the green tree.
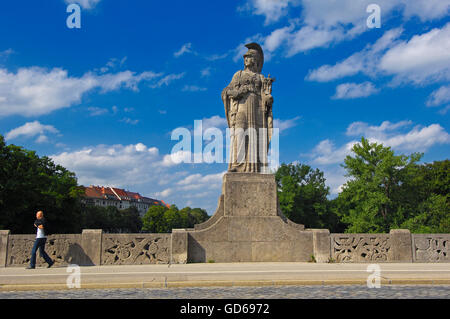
[141,205,209,233]
[396,159,449,233]
[190,208,209,224]
[80,205,142,233]
[275,163,341,231]
[120,206,143,233]
[0,135,83,234]
[400,194,449,233]
[163,205,182,232]
[141,205,168,233]
[80,206,109,230]
[336,137,422,233]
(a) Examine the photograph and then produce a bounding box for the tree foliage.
[275,163,343,231]
[335,137,448,233]
[0,135,83,233]
[141,205,209,233]
[80,205,143,233]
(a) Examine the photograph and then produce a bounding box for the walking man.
[26,211,54,269]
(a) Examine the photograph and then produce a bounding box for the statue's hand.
[228,89,240,100]
[264,94,273,107]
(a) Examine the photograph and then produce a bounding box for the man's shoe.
[47,261,54,268]
[25,265,35,269]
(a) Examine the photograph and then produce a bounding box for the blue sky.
[1,0,449,214]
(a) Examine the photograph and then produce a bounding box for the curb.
[1,279,450,291]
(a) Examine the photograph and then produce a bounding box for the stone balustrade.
[0,229,448,267]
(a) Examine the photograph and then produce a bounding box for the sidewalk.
[1,263,449,291]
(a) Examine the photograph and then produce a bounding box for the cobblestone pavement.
[0,285,449,299]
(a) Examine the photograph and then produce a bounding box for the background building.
[82,185,169,216]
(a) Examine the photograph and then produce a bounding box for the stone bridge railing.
[0,229,448,266]
[0,230,187,267]
[311,229,449,263]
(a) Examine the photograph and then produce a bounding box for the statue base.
[178,173,317,263]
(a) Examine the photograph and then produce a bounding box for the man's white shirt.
[36,227,46,239]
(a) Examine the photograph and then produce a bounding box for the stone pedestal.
[389,229,413,262]
[0,230,10,267]
[308,229,331,263]
[187,173,313,262]
[171,230,188,264]
[81,229,102,265]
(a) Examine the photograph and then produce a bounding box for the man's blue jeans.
[30,238,52,268]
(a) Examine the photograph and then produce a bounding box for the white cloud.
[346,121,412,138]
[241,0,450,57]
[35,135,49,144]
[65,0,101,10]
[240,0,299,25]
[200,67,212,77]
[305,23,450,86]
[202,115,228,130]
[370,124,450,152]
[94,70,162,92]
[97,57,128,73]
[177,172,224,188]
[5,121,59,141]
[264,26,294,52]
[120,118,139,125]
[152,171,226,212]
[162,150,193,167]
[174,43,195,58]
[0,49,14,60]
[310,139,357,165]
[0,67,162,117]
[51,143,160,187]
[149,73,185,88]
[273,116,301,132]
[347,120,450,152]
[380,23,450,84]
[306,28,403,82]
[88,107,109,116]
[306,24,450,102]
[154,188,173,198]
[323,167,349,195]
[401,0,450,22]
[332,82,379,99]
[438,105,450,115]
[206,53,229,61]
[186,115,229,137]
[300,0,449,30]
[182,85,207,92]
[427,85,450,107]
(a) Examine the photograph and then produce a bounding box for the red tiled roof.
[125,191,141,200]
[101,187,115,196]
[83,185,169,207]
[160,200,171,208]
[111,187,129,199]
[84,186,103,198]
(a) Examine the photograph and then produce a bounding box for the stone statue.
[222,43,275,173]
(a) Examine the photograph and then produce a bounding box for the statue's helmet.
[243,42,264,73]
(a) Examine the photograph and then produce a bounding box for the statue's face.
[244,51,259,71]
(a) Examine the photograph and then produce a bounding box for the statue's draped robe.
[222,70,272,173]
